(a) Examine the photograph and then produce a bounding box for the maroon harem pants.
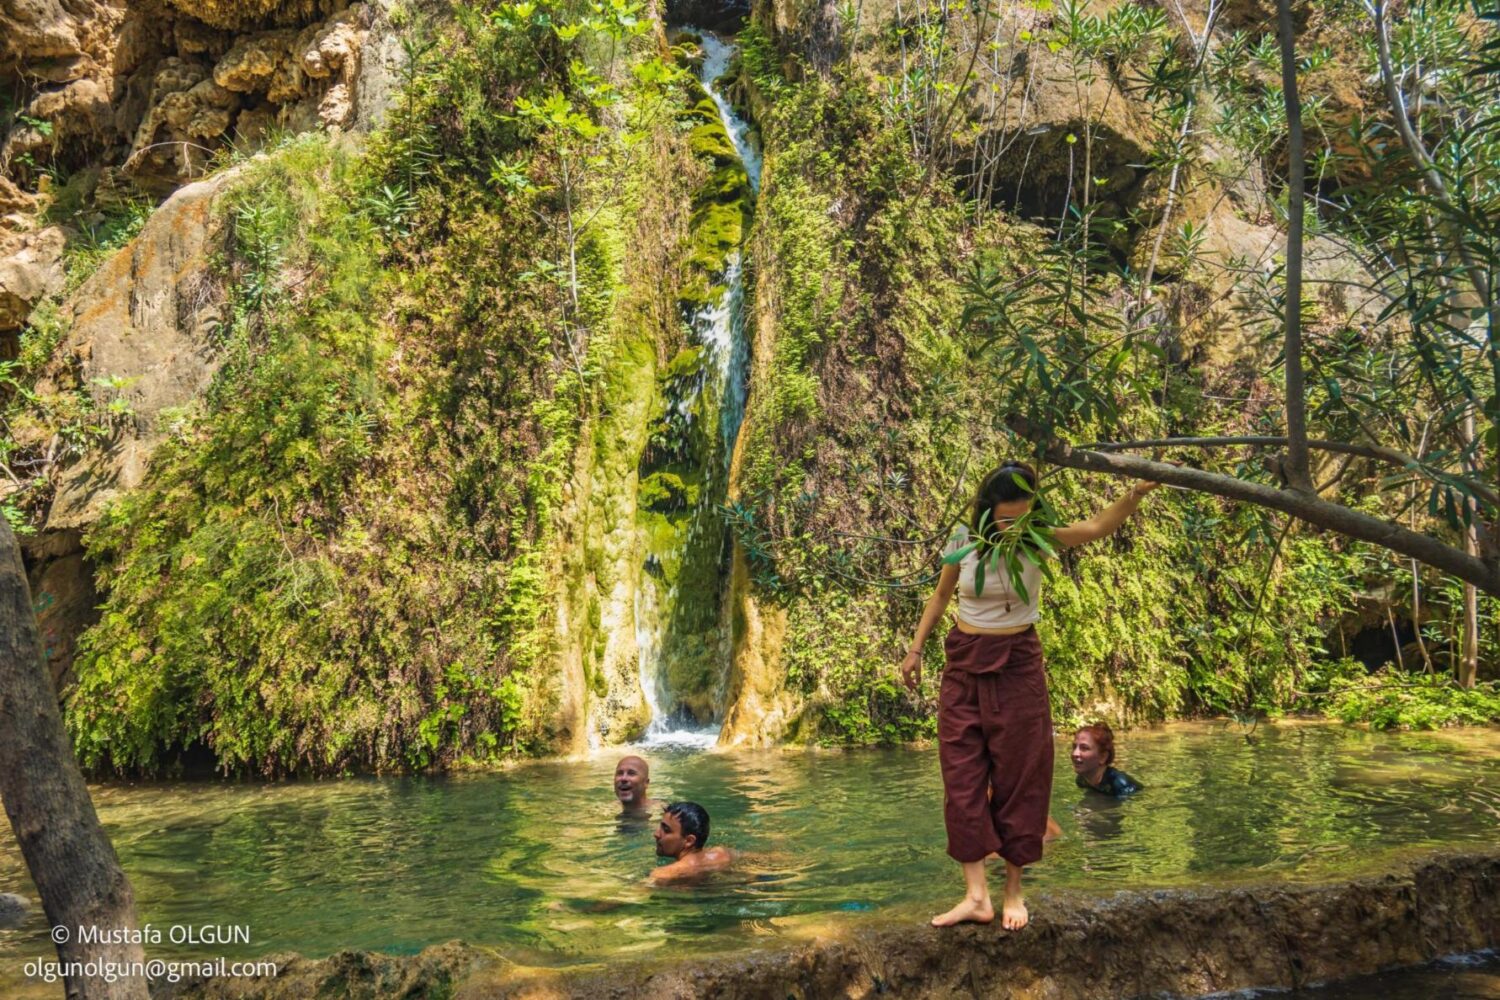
[938,625,1053,867]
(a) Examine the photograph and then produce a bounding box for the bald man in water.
[614,755,662,818]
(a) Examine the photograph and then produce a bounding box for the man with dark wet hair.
[614,755,661,817]
[650,801,736,882]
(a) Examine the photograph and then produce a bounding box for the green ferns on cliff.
[65,1,696,774]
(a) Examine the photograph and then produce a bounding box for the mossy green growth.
[687,199,746,274]
[640,471,699,511]
[720,21,1388,742]
[686,95,723,126]
[662,345,705,382]
[629,63,761,724]
[701,164,750,202]
[1321,673,1500,729]
[63,0,667,774]
[689,122,738,162]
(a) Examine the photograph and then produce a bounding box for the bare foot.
[931,896,994,927]
[1000,886,1028,930]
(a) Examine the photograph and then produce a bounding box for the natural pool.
[1,722,1498,997]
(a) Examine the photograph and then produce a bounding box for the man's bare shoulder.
[649,847,737,883]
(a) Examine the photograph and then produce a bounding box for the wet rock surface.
[666,0,749,32]
[0,226,66,331]
[162,851,1499,1000]
[0,892,28,930]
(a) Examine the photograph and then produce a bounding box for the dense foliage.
[63,0,700,774]
[15,0,1495,773]
[724,1,1500,742]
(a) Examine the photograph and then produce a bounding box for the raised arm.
[901,562,960,691]
[1053,481,1160,548]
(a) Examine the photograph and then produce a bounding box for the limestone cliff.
[14,167,238,689]
[1,0,400,696]
[713,0,1410,740]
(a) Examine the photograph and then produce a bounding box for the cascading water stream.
[634,31,759,750]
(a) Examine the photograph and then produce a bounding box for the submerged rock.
[161,851,1500,999]
[0,892,29,929]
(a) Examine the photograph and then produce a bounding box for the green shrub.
[1323,673,1500,730]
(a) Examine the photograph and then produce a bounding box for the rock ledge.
[161,850,1499,999]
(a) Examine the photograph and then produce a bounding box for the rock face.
[719,493,795,748]
[25,528,97,691]
[14,167,239,689]
[0,226,66,331]
[2,0,376,195]
[38,167,238,531]
[666,0,750,32]
[161,851,1500,999]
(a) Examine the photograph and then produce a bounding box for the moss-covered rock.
[688,121,738,162]
[639,471,699,511]
[687,199,746,274]
[662,344,705,382]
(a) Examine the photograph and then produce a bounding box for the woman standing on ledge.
[900,461,1159,930]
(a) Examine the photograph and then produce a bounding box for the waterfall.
[634,31,758,750]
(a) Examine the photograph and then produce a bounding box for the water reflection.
[1230,952,1500,999]
[1,723,1497,995]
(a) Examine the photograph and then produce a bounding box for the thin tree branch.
[1371,0,1491,304]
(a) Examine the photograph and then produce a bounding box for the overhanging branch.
[1079,436,1500,511]
[1043,444,1500,596]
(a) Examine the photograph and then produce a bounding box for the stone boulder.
[0,0,124,82]
[0,176,39,219]
[122,55,229,189]
[4,0,379,197]
[212,28,295,93]
[118,4,369,188]
[0,0,127,179]
[0,226,66,330]
[1179,202,1390,371]
[40,166,239,532]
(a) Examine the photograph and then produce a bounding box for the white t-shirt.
[942,523,1044,629]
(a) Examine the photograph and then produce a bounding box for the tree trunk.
[1463,534,1480,688]
[1276,0,1313,493]
[0,519,148,1000]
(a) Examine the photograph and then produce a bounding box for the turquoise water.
[1,722,1498,995]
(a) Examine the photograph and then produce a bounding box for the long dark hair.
[970,461,1039,542]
